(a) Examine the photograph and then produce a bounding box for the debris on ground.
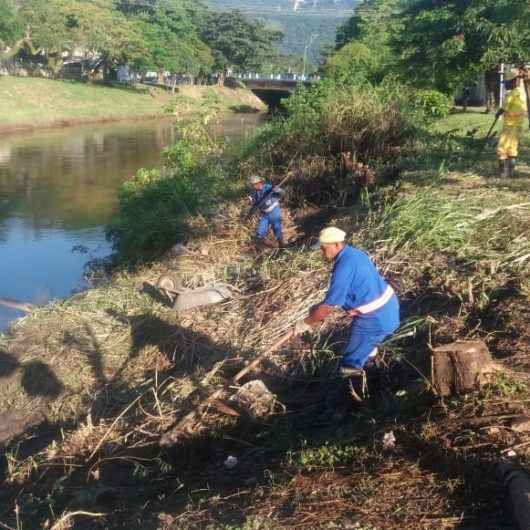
[223,455,238,469]
[382,431,396,450]
[230,379,279,418]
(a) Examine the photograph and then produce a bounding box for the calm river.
[0,114,262,332]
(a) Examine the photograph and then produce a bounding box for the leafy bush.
[239,80,413,171]
[411,89,452,120]
[235,78,422,209]
[113,165,221,258]
[323,41,385,85]
[110,108,225,259]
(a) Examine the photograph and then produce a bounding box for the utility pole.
[303,33,318,79]
[499,62,505,108]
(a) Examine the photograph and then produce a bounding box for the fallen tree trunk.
[498,463,530,529]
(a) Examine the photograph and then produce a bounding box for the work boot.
[499,159,510,178]
[508,157,517,178]
[253,237,267,252]
[325,368,366,420]
[340,366,367,402]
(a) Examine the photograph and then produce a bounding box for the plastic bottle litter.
[382,431,396,450]
[224,455,238,469]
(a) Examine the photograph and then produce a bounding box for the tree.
[133,0,213,82]
[17,0,147,79]
[71,1,148,80]
[260,53,308,76]
[391,0,530,106]
[0,0,24,60]
[335,0,373,49]
[326,0,399,83]
[114,0,156,16]
[324,41,380,83]
[0,0,21,48]
[18,0,75,76]
[200,10,282,84]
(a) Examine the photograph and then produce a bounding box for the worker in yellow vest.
[496,66,528,177]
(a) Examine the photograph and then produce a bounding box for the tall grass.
[238,78,424,176]
[367,190,477,255]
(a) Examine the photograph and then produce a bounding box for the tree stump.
[431,340,500,396]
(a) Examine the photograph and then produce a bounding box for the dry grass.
[0,114,529,530]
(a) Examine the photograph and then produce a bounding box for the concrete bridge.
[229,76,318,110]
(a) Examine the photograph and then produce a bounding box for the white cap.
[248,175,263,185]
[319,227,346,245]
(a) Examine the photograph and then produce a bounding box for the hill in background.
[206,0,359,65]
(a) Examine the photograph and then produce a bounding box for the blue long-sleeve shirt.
[251,183,282,214]
[324,245,395,320]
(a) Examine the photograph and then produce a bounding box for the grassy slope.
[0,77,265,130]
[0,111,529,529]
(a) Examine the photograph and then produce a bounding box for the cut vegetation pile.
[0,94,529,529]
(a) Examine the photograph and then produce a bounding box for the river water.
[0,114,262,332]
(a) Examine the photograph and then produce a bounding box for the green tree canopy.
[0,0,25,61]
[5,0,285,82]
[16,0,147,77]
[326,0,399,83]
[391,0,530,93]
[0,0,22,48]
[200,10,283,79]
[133,0,213,77]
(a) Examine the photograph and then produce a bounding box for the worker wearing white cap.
[248,175,285,246]
[294,226,400,380]
[497,66,528,177]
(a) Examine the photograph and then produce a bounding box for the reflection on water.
[0,114,263,332]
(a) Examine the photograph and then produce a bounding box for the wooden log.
[498,463,530,530]
[431,340,500,396]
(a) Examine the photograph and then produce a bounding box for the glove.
[496,109,505,119]
[293,320,312,336]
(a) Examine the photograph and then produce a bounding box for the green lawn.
[0,76,171,128]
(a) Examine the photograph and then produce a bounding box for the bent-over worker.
[497,66,528,178]
[294,227,400,381]
[248,175,285,247]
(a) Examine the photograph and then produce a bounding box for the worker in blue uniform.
[248,175,285,247]
[294,227,400,395]
[249,176,285,246]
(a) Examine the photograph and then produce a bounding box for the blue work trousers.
[341,294,400,369]
[256,207,282,241]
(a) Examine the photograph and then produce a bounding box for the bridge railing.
[232,73,321,83]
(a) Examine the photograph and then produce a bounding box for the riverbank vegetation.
[1,1,530,529]
[0,76,264,131]
[1,75,530,528]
